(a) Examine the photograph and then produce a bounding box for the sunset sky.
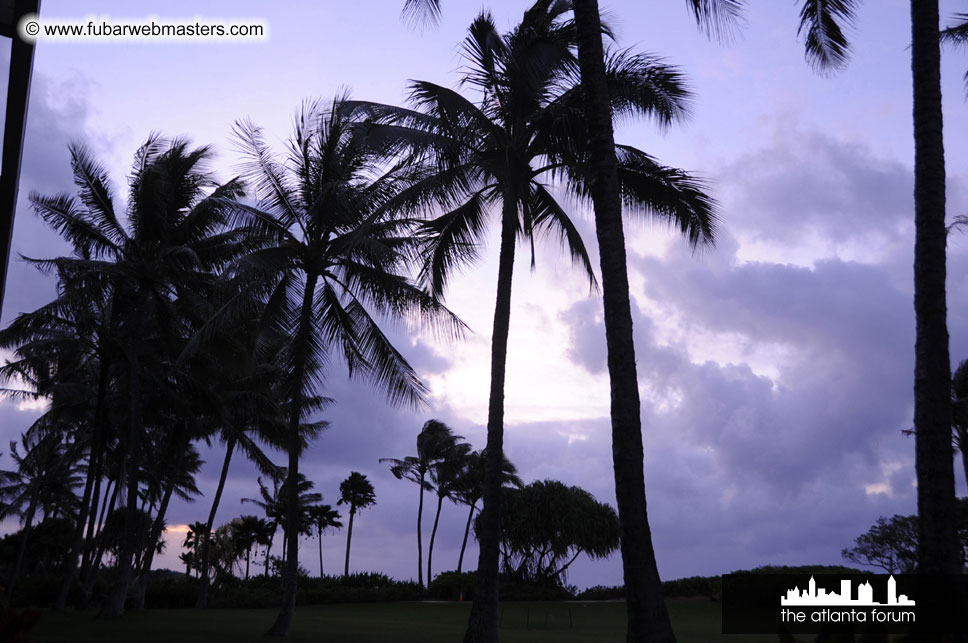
[1,0,967,590]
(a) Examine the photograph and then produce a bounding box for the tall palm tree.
[26,137,250,619]
[307,504,342,577]
[354,5,715,641]
[221,97,460,636]
[452,450,521,575]
[338,471,376,577]
[380,418,463,587]
[910,0,960,575]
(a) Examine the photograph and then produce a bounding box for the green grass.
[30,599,776,642]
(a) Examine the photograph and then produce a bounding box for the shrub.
[143,578,198,609]
[575,585,624,601]
[427,571,476,601]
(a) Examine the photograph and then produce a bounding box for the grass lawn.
[30,598,777,642]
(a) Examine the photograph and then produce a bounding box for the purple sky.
[1,0,968,590]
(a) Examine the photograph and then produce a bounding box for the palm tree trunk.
[463,193,517,643]
[246,547,251,582]
[318,530,323,578]
[99,345,145,619]
[457,501,476,575]
[266,273,318,637]
[427,494,444,586]
[417,472,425,587]
[78,469,120,609]
[131,475,176,610]
[344,510,355,577]
[78,469,110,592]
[196,436,236,609]
[3,496,38,606]
[573,2,675,641]
[56,356,110,610]
[264,529,275,579]
[911,0,960,575]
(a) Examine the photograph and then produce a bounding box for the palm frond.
[683,0,745,42]
[797,0,857,74]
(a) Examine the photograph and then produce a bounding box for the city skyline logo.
[781,575,915,607]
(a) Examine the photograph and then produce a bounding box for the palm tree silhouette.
[307,504,342,577]
[380,418,463,587]
[452,449,521,575]
[338,471,377,578]
[0,431,82,604]
[355,5,715,639]
[220,97,461,635]
[25,136,249,618]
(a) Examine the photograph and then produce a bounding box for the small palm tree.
[380,419,463,587]
[307,504,342,577]
[230,515,270,582]
[453,450,521,575]
[0,431,82,604]
[426,438,471,586]
[338,472,376,577]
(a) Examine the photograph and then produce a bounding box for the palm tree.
[0,431,82,604]
[453,450,521,575]
[941,11,968,95]
[380,418,463,587]
[220,97,460,636]
[307,504,342,577]
[338,471,376,577]
[241,476,284,577]
[354,5,714,640]
[242,471,321,571]
[26,137,249,619]
[192,313,290,609]
[426,438,471,586]
[231,515,271,581]
[951,360,968,488]
[910,0,961,575]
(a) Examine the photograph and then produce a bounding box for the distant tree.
[232,515,271,581]
[307,504,342,577]
[842,500,968,573]
[426,437,471,585]
[950,360,968,486]
[452,449,521,575]
[338,472,376,577]
[381,419,463,587]
[841,515,920,573]
[477,480,620,586]
[0,431,82,604]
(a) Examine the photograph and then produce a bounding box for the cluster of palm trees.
[382,419,521,587]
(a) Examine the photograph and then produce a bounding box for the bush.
[427,571,476,601]
[662,575,720,599]
[575,585,624,601]
[143,578,199,609]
